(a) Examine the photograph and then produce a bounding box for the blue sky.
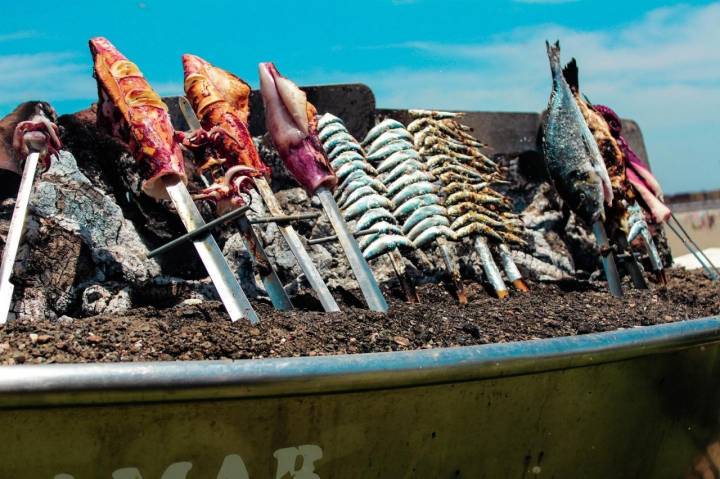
[1,0,718,194]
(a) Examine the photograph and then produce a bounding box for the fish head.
[570,177,604,225]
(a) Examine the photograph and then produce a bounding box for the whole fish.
[382,159,426,184]
[319,122,348,142]
[363,119,405,146]
[367,130,414,154]
[390,181,437,206]
[338,185,378,209]
[344,194,394,220]
[407,216,450,241]
[402,205,449,234]
[330,150,365,170]
[317,113,344,131]
[386,170,435,196]
[393,194,441,219]
[363,235,414,261]
[328,142,364,161]
[324,132,361,156]
[366,140,414,163]
[356,208,397,231]
[335,160,377,181]
[542,41,606,225]
[413,226,455,248]
[377,150,421,173]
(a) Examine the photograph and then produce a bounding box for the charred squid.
[89,37,256,322]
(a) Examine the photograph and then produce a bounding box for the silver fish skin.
[336,170,368,194]
[366,139,414,163]
[363,119,405,146]
[335,160,377,181]
[393,194,441,219]
[324,131,359,155]
[382,159,426,184]
[401,205,448,234]
[542,40,605,225]
[319,122,348,142]
[359,220,403,236]
[328,142,364,160]
[363,235,415,261]
[367,130,414,154]
[330,150,365,170]
[338,185,378,209]
[344,194,394,220]
[390,181,438,206]
[386,171,435,197]
[407,215,450,241]
[413,226,455,248]
[336,179,383,205]
[377,150,421,173]
[318,113,344,131]
[356,208,397,231]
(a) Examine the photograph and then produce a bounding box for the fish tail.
[562,58,579,93]
[546,40,563,79]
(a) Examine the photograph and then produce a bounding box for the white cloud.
[0,31,40,43]
[312,2,720,193]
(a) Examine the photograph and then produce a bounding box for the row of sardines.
[1,36,674,324]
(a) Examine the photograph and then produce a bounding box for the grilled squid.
[89,37,186,200]
[180,54,265,213]
[259,63,337,195]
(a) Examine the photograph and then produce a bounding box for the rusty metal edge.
[0,317,718,409]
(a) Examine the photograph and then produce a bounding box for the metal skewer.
[179,98,293,310]
[315,186,388,312]
[255,179,340,312]
[592,220,623,298]
[666,219,718,280]
[163,176,258,323]
[437,237,468,304]
[386,249,420,303]
[0,152,40,323]
[474,236,508,299]
[669,212,720,280]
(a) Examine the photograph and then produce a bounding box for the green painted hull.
[1,318,719,478]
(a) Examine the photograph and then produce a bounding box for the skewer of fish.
[319,114,419,303]
[562,60,648,289]
[89,37,257,322]
[259,62,387,312]
[542,41,623,298]
[408,110,530,298]
[180,56,339,312]
[362,117,467,303]
[178,97,292,311]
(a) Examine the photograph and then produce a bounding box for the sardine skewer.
[164,176,258,322]
[627,202,666,285]
[0,152,40,323]
[316,187,388,312]
[255,178,340,311]
[180,98,293,311]
[474,236,509,299]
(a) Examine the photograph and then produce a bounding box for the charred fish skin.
[542,41,604,226]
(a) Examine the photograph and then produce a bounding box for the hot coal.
[0,269,716,364]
